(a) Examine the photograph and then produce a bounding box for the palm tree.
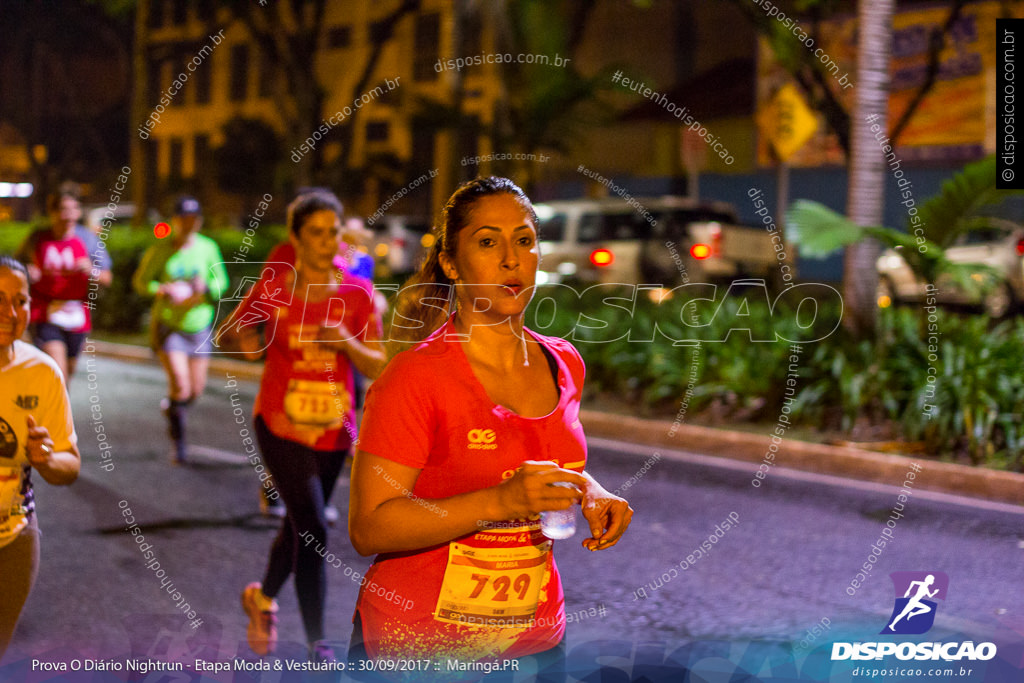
[414,0,615,193]
[494,1,615,192]
[842,0,895,335]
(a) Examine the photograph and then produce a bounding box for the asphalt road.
[2,353,1022,682]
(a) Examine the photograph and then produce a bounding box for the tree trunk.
[843,0,894,336]
[130,0,150,225]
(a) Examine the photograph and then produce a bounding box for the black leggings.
[255,415,347,645]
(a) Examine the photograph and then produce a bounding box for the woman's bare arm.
[348,453,586,556]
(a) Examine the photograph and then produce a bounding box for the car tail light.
[1016,237,1024,256]
[690,243,712,260]
[590,248,614,267]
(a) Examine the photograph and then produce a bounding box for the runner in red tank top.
[15,189,109,383]
[348,177,633,678]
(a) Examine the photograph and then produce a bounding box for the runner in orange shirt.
[217,191,384,661]
[348,177,633,677]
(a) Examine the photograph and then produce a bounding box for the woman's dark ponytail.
[386,237,453,355]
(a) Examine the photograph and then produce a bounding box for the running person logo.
[467,428,497,450]
[227,276,266,301]
[209,264,295,354]
[882,571,949,635]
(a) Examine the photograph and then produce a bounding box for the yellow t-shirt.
[0,340,77,547]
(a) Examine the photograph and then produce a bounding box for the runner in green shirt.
[133,196,228,464]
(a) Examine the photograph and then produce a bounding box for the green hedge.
[0,221,289,333]
[797,309,1024,470]
[520,284,1024,471]
[0,223,34,254]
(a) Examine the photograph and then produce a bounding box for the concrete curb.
[89,339,264,382]
[89,339,1024,507]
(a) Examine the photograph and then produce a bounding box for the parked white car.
[876,218,1024,317]
[533,196,779,287]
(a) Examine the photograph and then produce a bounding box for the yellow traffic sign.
[759,83,819,162]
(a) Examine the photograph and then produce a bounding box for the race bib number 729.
[434,534,550,629]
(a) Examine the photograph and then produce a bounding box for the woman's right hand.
[494,461,587,520]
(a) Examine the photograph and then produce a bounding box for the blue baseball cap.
[174,196,202,216]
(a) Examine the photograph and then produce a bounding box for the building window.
[170,51,192,107]
[258,49,274,98]
[365,121,390,142]
[171,0,188,25]
[410,126,435,216]
[370,20,392,44]
[169,138,185,178]
[328,26,351,49]
[194,134,211,177]
[230,44,249,102]
[376,88,399,106]
[196,0,215,23]
[162,59,185,108]
[147,58,162,104]
[413,13,439,82]
[148,0,165,29]
[458,117,480,180]
[146,139,160,200]
[194,53,212,104]
[463,11,482,57]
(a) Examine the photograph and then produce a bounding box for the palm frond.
[786,200,1000,292]
[916,156,1024,247]
[785,200,867,258]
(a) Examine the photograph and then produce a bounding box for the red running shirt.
[354,316,588,662]
[231,267,379,450]
[21,229,92,332]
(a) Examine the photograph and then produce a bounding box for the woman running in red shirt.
[16,190,105,384]
[348,177,633,674]
[217,191,384,661]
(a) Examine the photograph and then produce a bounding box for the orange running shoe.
[241,582,279,655]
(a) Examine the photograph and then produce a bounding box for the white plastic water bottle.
[540,482,577,540]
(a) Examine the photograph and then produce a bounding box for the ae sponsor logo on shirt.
[467,428,497,450]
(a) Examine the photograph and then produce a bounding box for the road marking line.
[188,445,249,465]
[588,436,1024,516]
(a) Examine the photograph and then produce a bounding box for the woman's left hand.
[580,475,633,551]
